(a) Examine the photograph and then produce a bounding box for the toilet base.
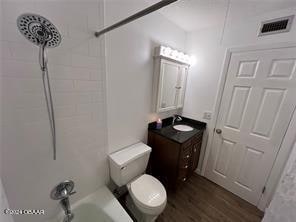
[125,194,158,222]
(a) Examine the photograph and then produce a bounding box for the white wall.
[0,178,14,222]
[105,0,187,153]
[184,4,296,123]
[183,3,296,173]
[262,141,296,222]
[0,1,108,222]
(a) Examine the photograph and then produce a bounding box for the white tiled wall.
[0,1,108,222]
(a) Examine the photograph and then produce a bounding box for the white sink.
[173,124,194,132]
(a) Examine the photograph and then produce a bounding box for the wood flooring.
[157,174,264,222]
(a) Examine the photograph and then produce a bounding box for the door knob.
[216,129,222,134]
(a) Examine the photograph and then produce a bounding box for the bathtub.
[51,186,132,222]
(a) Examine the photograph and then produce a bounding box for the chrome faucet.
[172,114,182,125]
[51,180,76,222]
[60,198,74,222]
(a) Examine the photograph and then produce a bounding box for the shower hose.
[42,67,56,160]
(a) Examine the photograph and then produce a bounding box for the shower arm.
[94,0,179,37]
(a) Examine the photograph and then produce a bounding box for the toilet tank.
[109,142,152,187]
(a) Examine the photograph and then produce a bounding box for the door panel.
[159,60,179,110]
[225,86,250,130]
[269,59,295,79]
[235,146,264,190]
[251,88,285,138]
[205,46,296,205]
[237,60,258,77]
[177,65,188,108]
[214,139,236,177]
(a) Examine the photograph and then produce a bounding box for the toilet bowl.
[109,143,167,221]
[129,174,166,217]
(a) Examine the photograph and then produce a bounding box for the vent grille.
[261,19,289,33]
[259,15,294,36]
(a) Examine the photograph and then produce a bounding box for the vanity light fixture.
[156,46,194,65]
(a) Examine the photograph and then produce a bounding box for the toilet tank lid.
[109,142,152,168]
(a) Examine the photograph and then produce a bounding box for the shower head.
[17,13,61,48]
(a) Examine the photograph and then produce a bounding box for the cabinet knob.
[216,129,222,134]
[184,165,188,169]
[182,177,187,182]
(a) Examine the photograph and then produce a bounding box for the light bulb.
[172,50,178,59]
[164,47,171,56]
[189,55,197,66]
[160,46,166,56]
[158,46,193,65]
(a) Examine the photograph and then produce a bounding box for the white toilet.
[109,142,167,222]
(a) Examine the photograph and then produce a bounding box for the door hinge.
[262,186,266,194]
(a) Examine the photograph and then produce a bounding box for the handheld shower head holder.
[39,43,48,71]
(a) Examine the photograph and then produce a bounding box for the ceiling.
[158,0,228,31]
[146,0,296,32]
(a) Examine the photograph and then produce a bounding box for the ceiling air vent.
[259,15,294,36]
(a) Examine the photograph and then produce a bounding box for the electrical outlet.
[203,112,212,120]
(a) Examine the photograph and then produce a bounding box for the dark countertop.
[148,116,206,144]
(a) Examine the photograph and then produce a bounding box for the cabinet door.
[176,65,188,108]
[157,60,179,112]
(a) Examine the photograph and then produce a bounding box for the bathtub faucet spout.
[60,197,74,222]
[50,180,76,222]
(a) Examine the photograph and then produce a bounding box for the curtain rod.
[94,0,179,37]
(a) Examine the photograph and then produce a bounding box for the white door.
[205,46,296,205]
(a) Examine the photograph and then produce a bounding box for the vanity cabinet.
[152,57,189,113]
[148,129,203,190]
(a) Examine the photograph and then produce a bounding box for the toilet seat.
[129,174,167,215]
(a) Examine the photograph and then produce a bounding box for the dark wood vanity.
[148,116,206,190]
